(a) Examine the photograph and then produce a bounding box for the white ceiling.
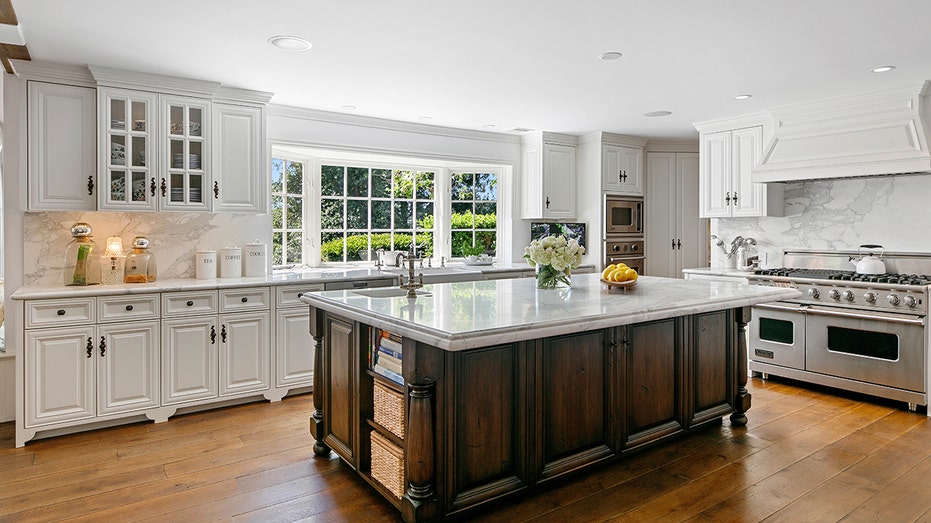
[13,0,931,141]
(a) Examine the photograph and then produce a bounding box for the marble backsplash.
[713,174,931,268]
[23,211,271,286]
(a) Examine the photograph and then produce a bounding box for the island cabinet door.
[445,343,530,511]
[686,310,736,426]
[620,318,686,450]
[323,315,357,466]
[534,329,617,483]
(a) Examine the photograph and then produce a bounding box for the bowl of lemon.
[600,263,638,291]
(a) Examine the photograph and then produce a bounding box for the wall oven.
[604,238,644,274]
[604,196,642,236]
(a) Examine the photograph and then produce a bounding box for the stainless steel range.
[747,249,930,413]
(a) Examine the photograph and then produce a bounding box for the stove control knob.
[887,294,900,306]
[828,288,841,300]
[842,290,855,302]
[808,288,820,299]
[904,295,918,308]
[863,292,877,303]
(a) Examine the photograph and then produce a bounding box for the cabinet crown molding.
[89,65,222,98]
[214,86,274,106]
[579,131,648,147]
[14,61,95,86]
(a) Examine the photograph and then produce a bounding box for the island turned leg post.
[310,307,331,456]
[402,381,439,523]
[730,306,752,426]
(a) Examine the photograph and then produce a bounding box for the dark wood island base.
[308,305,752,522]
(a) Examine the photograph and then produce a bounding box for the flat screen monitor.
[530,222,586,249]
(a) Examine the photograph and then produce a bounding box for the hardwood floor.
[2,378,931,522]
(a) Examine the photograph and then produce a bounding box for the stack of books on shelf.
[372,330,404,386]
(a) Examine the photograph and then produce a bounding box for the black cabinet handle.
[213,181,220,199]
[725,192,731,205]
[86,337,93,358]
[57,309,66,316]
[221,325,227,343]
[87,175,94,195]
[99,336,107,357]
[677,239,682,250]
[210,325,216,344]
[618,170,622,183]
[125,305,134,311]
[732,192,738,204]
[545,196,551,209]
[150,177,157,197]
[186,300,194,307]
[671,239,676,250]
[160,178,167,197]
[297,292,304,299]
[241,297,248,303]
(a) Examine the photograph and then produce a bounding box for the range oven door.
[750,302,806,370]
[804,306,926,392]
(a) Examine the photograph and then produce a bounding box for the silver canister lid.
[70,222,93,237]
[132,236,150,249]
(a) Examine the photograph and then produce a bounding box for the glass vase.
[535,264,570,289]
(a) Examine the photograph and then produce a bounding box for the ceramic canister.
[242,240,267,277]
[195,249,217,279]
[219,247,242,278]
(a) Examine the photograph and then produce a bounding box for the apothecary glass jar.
[63,222,101,286]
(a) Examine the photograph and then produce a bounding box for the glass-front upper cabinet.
[160,95,210,211]
[98,88,159,211]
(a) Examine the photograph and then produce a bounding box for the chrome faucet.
[398,249,424,298]
[374,248,385,267]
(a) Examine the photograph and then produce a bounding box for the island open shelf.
[301,274,800,522]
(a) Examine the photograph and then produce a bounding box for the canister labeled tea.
[242,241,267,277]
[219,247,242,278]
[195,249,217,279]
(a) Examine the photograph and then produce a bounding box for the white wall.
[713,174,931,268]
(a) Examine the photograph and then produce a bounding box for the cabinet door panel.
[538,330,614,480]
[324,316,356,464]
[219,311,270,395]
[25,326,96,426]
[276,308,314,387]
[676,153,708,273]
[645,152,678,278]
[98,88,159,211]
[213,103,265,213]
[98,321,160,415]
[690,311,735,424]
[542,142,577,219]
[699,132,731,218]
[161,317,218,405]
[27,82,97,210]
[732,126,765,217]
[623,319,684,448]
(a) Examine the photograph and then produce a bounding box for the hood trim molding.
[753,82,931,183]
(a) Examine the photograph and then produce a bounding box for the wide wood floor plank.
[840,453,931,521]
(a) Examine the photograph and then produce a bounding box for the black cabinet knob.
[186,300,194,307]
[241,297,248,303]
[57,309,66,316]
[125,305,134,311]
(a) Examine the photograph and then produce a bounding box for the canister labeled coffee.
[219,247,242,278]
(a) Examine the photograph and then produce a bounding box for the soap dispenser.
[123,236,157,283]
[63,222,101,286]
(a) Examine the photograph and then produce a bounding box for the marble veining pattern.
[23,211,271,286]
[300,273,800,351]
[714,174,931,268]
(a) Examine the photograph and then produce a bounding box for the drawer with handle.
[25,297,96,329]
[98,294,159,322]
[277,284,325,308]
[219,287,270,312]
[162,291,218,317]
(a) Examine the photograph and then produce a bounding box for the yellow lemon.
[625,269,638,281]
[601,265,616,280]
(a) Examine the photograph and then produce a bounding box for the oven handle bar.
[753,302,807,313]
[804,306,926,326]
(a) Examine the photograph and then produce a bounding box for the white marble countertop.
[682,267,758,278]
[300,273,801,351]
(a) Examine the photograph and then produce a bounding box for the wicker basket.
[373,381,405,440]
[371,430,405,499]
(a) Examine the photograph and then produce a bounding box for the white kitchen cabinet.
[274,284,324,388]
[219,311,270,395]
[97,87,159,211]
[96,321,160,415]
[521,132,577,219]
[27,81,97,211]
[212,103,267,213]
[25,325,96,426]
[646,152,708,278]
[699,126,783,218]
[161,95,212,211]
[161,315,219,405]
[602,143,643,195]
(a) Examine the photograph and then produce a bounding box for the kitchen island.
[300,274,800,522]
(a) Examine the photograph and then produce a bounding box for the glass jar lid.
[70,222,93,237]
[132,236,150,249]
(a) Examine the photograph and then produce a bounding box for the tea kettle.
[850,244,886,275]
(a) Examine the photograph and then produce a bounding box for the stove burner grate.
[753,268,931,286]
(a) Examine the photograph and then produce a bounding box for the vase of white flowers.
[523,235,585,288]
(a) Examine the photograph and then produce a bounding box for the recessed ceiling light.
[511,127,533,133]
[482,124,496,130]
[419,116,432,121]
[599,51,623,61]
[267,35,312,51]
[871,65,896,73]
[644,110,672,117]
[734,94,752,100]
[341,105,357,111]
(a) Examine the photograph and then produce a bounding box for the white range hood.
[752,82,931,183]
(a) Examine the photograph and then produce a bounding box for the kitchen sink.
[378,266,483,283]
[352,288,432,298]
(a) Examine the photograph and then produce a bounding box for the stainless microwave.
[605,196,642,235]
